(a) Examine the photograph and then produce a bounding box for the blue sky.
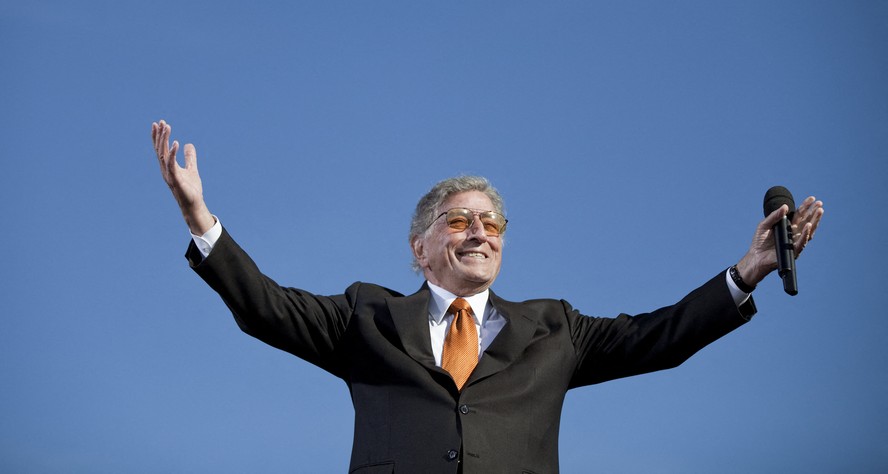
[2,1,886,472]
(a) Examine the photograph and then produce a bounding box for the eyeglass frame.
[426,207,509,236]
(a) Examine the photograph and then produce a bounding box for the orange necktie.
[441,298,478,391]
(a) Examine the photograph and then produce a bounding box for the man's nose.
[465,218,489,242]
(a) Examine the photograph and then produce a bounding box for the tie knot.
[449,297,473,316]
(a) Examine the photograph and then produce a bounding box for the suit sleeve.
[566,271,756,388]
[186,227,354,375]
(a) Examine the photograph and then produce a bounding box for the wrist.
[736,254,771,288]
[183,204,215,236]
[729,264,756,293]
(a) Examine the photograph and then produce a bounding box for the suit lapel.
[386,285,442,373]
[467,291,537,386]
[387,286,539,389]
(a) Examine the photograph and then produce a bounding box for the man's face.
[412,191,504,296]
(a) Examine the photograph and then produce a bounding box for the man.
[151,119,823,473]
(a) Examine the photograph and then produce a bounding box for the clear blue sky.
[2,1,886,472]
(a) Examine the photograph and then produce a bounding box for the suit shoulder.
[344,281,407,299]
[492,293,574,320]
[513,297,567,308]
[492,290,566,307]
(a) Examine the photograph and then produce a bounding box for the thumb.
[761,204,788,229]
[183,143,198,170]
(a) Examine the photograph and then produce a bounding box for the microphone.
[763,186,798,295]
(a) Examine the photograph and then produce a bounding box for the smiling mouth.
[458,251,487,259]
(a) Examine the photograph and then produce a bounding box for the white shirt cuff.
[725,269,751,307]
[190,216,222,258]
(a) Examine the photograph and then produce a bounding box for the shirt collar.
[426,281,489,326]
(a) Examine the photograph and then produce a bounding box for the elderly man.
[151,120,823,473]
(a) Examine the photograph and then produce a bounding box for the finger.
[794,222,813,256]
[156,129,166,162]
[152,122,162,155]
[797,196,816,213]
[761,204,789,230]
[790,196,812,223]
[163,122,171,150]
[183,143,197,170]
[158,122,168,155]
[807,206,824,240]
[797,200,823,228]
[167,140,180,173]
[163,123,175,164]
[801,196,818,219]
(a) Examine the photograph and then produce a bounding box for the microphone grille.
[763,186,796,217]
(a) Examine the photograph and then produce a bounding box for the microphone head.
[763,186,796,217]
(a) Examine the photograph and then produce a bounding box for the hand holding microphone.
[735,187,824,296]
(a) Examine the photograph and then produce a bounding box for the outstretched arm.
[736,195,825,287]
[151,120,215,235]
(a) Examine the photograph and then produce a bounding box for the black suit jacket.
[188,228,755,473]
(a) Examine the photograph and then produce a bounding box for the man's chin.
[457,268,494,281]
[464,274,497,289]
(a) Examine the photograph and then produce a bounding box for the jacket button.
[459,404,470,414]
[447,449,459,460]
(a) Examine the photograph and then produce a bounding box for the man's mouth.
[458,251,487,259]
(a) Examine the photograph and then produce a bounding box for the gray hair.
[408,175,506,272]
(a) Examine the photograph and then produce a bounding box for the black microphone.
[763,186,798,295]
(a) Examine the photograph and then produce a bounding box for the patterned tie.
[441,298,478,391]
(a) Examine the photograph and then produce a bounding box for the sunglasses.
[430,208,508,237]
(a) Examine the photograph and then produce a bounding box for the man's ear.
[411,236,426,266]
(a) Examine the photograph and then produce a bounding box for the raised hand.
[151,120,215,235]
[736,196,824,287]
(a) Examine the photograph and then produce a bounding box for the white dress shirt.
[425,282,507,367]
